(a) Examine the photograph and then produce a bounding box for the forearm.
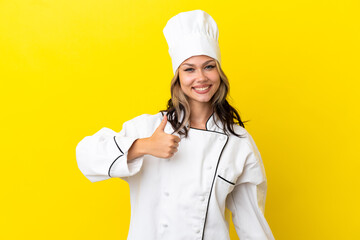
[127,137,150,162]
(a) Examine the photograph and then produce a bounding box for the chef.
[76,9,275,240]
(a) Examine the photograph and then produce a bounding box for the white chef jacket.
[76,111,275,240]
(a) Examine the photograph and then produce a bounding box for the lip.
[192,85,212,94]
[193,84,211,88]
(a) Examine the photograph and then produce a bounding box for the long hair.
[159,59,249,138]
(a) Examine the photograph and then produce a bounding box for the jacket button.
[162,223,168,228]
[200,196,205,201]
[164,192,169,196]
[195,229,201,233]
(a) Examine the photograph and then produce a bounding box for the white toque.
[163,9,221,75]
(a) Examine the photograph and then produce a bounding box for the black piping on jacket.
[200,133,229,240]
[217,174,235,185]
[108,136,124,177]
[162,111,231,239]
[194,112,230,240]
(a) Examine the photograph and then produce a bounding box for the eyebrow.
[182,59,215,67]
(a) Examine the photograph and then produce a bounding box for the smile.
[192,85,212,94]
[194,86,210,90]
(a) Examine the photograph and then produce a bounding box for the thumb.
[157,115,168,132]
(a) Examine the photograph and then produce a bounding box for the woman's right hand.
[146,115,181,159]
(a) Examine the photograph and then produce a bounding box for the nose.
[197,69,207,80]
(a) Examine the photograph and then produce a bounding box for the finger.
[172,136,181,143]
[157,115,168,131]
[170,144,178,149]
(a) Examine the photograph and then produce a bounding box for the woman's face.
[178,55,221,105]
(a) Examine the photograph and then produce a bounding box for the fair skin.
[178,55,221,129]
[127,55,221,162]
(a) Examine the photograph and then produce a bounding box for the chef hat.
[163,9,221,75]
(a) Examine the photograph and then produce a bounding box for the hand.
[146,115,181,159]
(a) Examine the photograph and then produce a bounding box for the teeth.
[194,86,210,91]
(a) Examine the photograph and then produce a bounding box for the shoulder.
[230,124,251,143]
[126,112,162,124]
[232,124,248,136]
[123,112,164,134]
[230,124,260,153]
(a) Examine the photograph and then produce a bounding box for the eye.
[206,65,215,69]
[184,65,215,72]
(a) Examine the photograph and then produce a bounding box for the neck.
[189,101,214,129]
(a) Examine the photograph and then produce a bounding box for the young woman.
[76,10,275,240]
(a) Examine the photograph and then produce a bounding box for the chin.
[193,97,212,103]
[185,92,214,103]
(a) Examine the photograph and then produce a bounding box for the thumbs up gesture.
[147,115,181,159]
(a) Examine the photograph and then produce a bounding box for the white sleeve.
[75,117,145,183]
[226,182,275,240]
[226,133,275,239]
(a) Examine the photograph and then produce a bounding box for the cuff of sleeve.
[108,135,144,177]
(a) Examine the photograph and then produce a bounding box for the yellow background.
[1,0,359,239]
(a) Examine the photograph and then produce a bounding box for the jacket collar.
[205,111,226,134]
[176,110,226,134]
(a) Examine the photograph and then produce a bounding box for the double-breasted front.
[76,111,275,240]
